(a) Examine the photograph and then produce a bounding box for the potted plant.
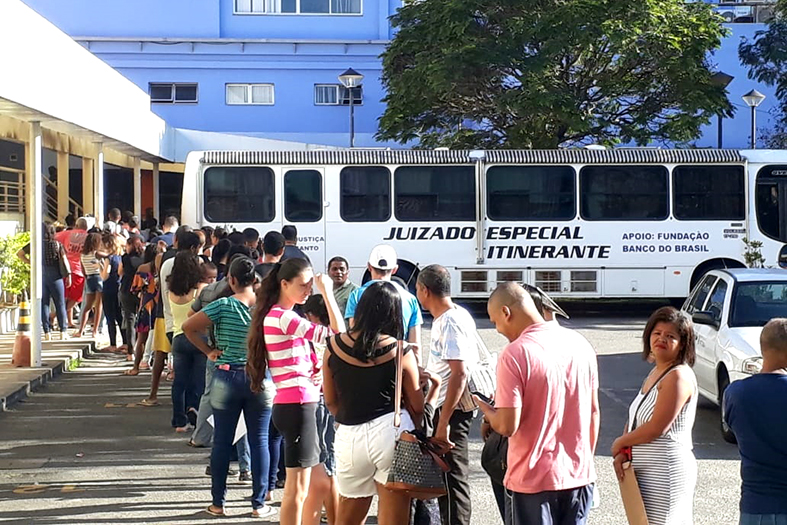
[0,231,30,332]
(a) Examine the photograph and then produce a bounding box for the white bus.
[181,148,787,299]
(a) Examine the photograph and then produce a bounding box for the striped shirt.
[202,296,252,366]
[81,253,102,276]
[264,305,331,405]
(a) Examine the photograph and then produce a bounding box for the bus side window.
[285,169,322,222]
[486,165,575,221]
[394,165,475,221]
[340,166,391,222]
[580,166,668,221]
[204,166,275,223]
[673,165,744,221]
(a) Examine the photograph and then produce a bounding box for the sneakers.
[205,466,238,477]
[238,471,252,484]
[251,505,276,519]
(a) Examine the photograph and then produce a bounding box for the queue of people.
[24,210,787,525]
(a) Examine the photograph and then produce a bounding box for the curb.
[0,341,94,412]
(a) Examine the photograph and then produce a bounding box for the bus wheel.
[690,259,745,290]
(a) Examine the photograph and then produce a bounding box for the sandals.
[138,398,159,407]
[187,439,205,448]
[205,505,225,517]
[123,369,139,376]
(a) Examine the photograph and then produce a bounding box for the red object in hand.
[620,446,632,461]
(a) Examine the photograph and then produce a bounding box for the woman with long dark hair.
[119,235,145,357]
[182,256,276,519]
[612,306,698,525]
[125,244,159,376]
[100,233,127,352]
[211,238,232,280]
[75,232,105,338]
[247,258,345,525]
[168,251,208,432]
[35,223,69,340]
[322,281,424,525]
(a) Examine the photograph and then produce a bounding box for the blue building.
[19,0,782,149]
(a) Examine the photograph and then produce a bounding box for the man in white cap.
[344,244,423,362]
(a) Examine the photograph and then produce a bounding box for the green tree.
[378,0,732,149]
[739,1,787,148]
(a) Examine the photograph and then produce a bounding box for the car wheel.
[718,371,737,444]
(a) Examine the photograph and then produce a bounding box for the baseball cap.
[368,244,397,271]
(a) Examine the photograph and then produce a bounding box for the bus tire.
[361,260,420,296]
[689,258,745,290]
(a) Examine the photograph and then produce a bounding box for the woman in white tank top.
[612,306,699,525]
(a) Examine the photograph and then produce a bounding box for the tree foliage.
[0,231,30,303]
[739,0,787,148]
[378,0,732,148]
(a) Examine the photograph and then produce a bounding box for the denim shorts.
[84,274,103,293]
[316,397,336,477]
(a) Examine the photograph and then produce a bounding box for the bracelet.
[620,446,632,461]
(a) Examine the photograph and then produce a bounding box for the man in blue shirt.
[344,244,422,363]
[724,318,787,525]
[150,215,178,248]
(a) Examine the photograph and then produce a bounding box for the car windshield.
[730,282,787,327]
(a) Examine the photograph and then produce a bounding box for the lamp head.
[742,89,766,108]
[338,68,364,88]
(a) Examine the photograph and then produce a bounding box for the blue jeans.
[741,515,787,525]
[42,266,67,334]
[171,334,207,428]
[210,365,273,510]
[268,419,283,492]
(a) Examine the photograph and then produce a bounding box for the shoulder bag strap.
[393,339,404,428]
[631,364,678,431]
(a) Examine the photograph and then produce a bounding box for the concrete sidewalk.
[0,334,95,411]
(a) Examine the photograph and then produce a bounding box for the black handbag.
[57,242,71,280]
[385,341,450,500]
[481,430,508,485]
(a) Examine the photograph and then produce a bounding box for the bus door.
[281,167,327,271]
[755,165,787,268]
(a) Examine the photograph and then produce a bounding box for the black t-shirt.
[255,262,277,280]
[120,253,143,293]
[327,335,411,426]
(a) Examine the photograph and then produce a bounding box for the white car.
[681,268,787,442]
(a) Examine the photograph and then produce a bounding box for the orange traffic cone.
[11,293,31,367]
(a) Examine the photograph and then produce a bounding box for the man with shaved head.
[724,318,787,522]
[475,282,600,525]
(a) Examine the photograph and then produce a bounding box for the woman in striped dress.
[612,306,699,525]
[247,258,345,525]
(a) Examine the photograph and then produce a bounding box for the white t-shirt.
[160,256,175,332]
[426,304,479,409]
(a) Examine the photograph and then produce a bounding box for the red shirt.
[55,229,87,278]
[495,322,598,494]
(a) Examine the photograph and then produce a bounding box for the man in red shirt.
[476,282,600,524]
[54,217,88,328]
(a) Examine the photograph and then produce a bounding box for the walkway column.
[56,151,69,221]
[133,157,142,217]
[82,157,93,218]
[152,163,160,221]
[94,142,104,227]
[27,122,43,367]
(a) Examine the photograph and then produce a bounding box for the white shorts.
[334,410,414,498]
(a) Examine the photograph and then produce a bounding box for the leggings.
[103,288,127,347]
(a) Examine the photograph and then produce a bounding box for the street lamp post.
[711,71,734,149]
[742,89,766,149]
[338,68,363,148]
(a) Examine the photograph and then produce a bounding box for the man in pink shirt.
[475,282,600,524]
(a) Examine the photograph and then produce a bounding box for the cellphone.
[471,391,494,406]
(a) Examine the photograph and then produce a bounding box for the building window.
[285,169,322,222]
[226,84,275,105]
[340,166,390,222]
[672,165,745,220]
[394,166,476,222]
[580,166,669,221]
[149,83,198,104]
[486,165,576,221]
[314,84,362,106]
[204,166,275,222]
[235,0,361,14]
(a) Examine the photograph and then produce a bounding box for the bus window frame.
[579,165,670,222]
[203,165,276,223]
[393,164,476,222]
[339,165,392,223]
[485,164,577,221]
[672,165,745,221]
[284,168,323,223]
[755,165,787,243]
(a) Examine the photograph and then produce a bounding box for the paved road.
[0,303,742,524]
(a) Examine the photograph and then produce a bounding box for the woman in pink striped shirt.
[248,258,345,525]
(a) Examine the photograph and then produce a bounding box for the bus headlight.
[742,357,763,375]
